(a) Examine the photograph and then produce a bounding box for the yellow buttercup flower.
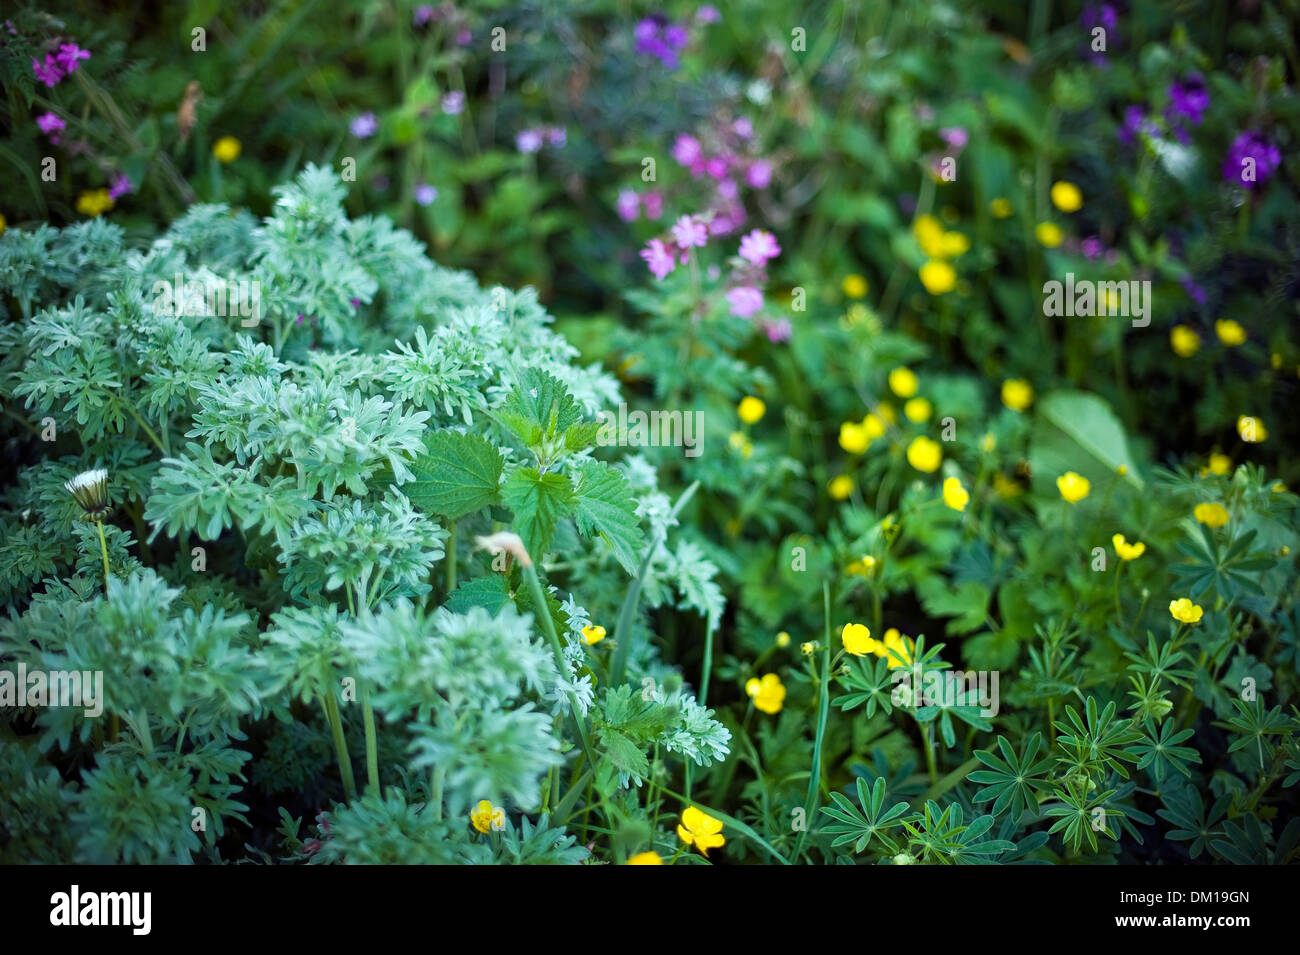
[1237,416,1267,443]
[881,628,911,669]
[943,476,970,512]
[1112,533,1146,560]
[873,402,895,426]
[919,260,957,295]
[904,397,932,423]
[842,274,868,298]
[839,421,870,454]
[841,622,878,657]
[889,367,919,398]
[775,631,791,648]
[913,215,947,258]
[1203,453,1231,476]
[989,197,1013,219]
[1001,379,1034,412]
[993,473,1022,498]
[626,851,663,865]
[1170,325,1200,357]
[745,673,786,715]
[829,474,854,500]
[1035,222,1063,247]
[980,432,997,453]
[939,231,970,258]
[1050,181,1083,212]
[800,641,816,656]
[213,136,242,162]
[470,800,505,834]
[1056,471,1091,503]
[1169,598,1203,625]
[75,189,114,218]
[907,436,942,473]
[846,555,876,577]
[862,413,886,440]
[677,806,725,856]
[738,396,766,424]
[582,624,606,645]
[1193,502,1229,528]
[1215,319,1246,346]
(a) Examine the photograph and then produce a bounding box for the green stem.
[322,691,356,803]
[431,766,445,822]
[793,583,833,861]
[362,688,380,794]
[522,563,596,767]
[96,519,111,592]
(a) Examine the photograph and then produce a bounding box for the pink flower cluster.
[31,42,90,87]
[616,189,664,222]
[517,126,566,153]
[666,119,774,239]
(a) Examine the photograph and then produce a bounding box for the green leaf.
[501,466,576,560]
[598,726,649,779]
[446,575,511,615]
[918,578,990,635]
[1029,390,1143,493]
[405,431,504,520]
[496,369,582,444]
[573,461,645,576]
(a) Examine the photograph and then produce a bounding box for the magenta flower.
[350,113,378,138]
[616,190,640,222]
[516,129,544,153]
[940,127,969,149]
[727,286,763,318]
[36,111,65,136]
[1080,236,1103,260]
[413,4,435,26]
[672,135,702,168]
[1222,131,1281,189]
[696,6,721,23]
[733,117,753,139]
[642,191,664,220]
[762,317,792,343]
[671,215,709,249]
[746,159,773,189]
[705,156,729,179]
[31,55,64,87]
[415,183,438,206]
[107,173,132,201]
[441,91,465,115]
[717,178,739,200]
[54,43,90,74]
[641,238,677,279]
[738,229,781,266]
[456,29,472,45]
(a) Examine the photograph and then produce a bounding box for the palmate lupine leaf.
[1052,697,1144,779]
[820,776,911,855]
[969,732,1055,822]
[1128,720,1201,782]
[572,459,644,576]
[405,430,504,520]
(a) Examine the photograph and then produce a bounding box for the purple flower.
[516,129,544,153]
[35,111,65,136]
[671,215,709,249]
[696,6,721,23]
[1222,131,1281,189]
[31,55,64,88]
[641,238,677,279]
[940,127,968,149]
[456,29,472,46]
[663,24,689,50]
[616,190,640,222]
[415,183,438,206]
[634,19,660,50]
[762,317,792,343]
[547,126,567,148]
[1080,236,1104,259]
[1181,277,1207,305]
[1082,3,1118,31]
[672,135,702,168]
[716,178,739,201]
[350,112,378,138]
[107,173,132,201]
[727,286,763,318]
[745,159,773,189]
[1167,74,1209,129]
[413,4,435,26]
[441,91,465,115]
[54,43,90,74]
[350,297,362,308]
[733,117,753,139]
[1118,105,1158,146]
[738,229,781,266]
[642,191,664,220]
[705,155,729,179]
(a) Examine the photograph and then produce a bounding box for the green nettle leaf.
[598,726,650,779]
[1028,390,1143,494]
[501,466,576,560]
[406,430,504,520]
[496,368,582,445]
[446,575,512,615]
[573,460,644,576]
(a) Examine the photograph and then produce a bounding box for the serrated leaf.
[573,460,644,576]
[598,726,649,779]
[405,430,504,520]
[446,575,511,615]
[497,368,582,443]
[501,466,576,560]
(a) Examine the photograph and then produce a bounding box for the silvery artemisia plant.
[0,165,729,863]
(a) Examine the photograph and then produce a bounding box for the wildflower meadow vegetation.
[1,0,1298,882]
